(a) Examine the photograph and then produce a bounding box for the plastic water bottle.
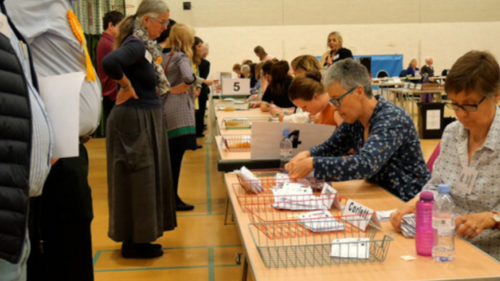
[279,130,293,169]
[432,184,456,262]
[415,191,434,256]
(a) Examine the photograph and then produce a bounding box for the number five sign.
[221,78,250,96]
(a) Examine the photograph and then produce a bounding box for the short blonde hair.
[293,55,322,73]
[170,24,195,59]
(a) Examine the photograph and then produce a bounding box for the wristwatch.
[493,212,500,229]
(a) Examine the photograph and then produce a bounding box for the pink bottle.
[415,191,434,256]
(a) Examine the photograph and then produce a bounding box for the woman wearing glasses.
[285,59,430,202]
[102,0,177,258]
[391,51,500,261]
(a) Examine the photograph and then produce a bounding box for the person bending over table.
[285,59,430,202]
[390,51,500,260]
[260,60,296,113]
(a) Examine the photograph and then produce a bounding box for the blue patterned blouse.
[310,96,431,201]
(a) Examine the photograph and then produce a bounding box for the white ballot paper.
[299,210,344,233]
[330,238,370,259]
[39,72,83,158]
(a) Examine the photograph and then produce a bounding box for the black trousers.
[195,91,208,136]
[102,95,115,121]
[28,143,94,281]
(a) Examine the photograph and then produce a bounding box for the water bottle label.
[432,217,455,229]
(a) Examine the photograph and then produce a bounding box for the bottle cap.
[438,184,450,194]
[420,191,434,201]
[283,129,290,136]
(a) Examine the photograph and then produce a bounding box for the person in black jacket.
[196,43,212,137]
[320,31,353,68]
[0,1,53,279]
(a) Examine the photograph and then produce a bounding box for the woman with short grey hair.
[286,59,430,202]
[103,0,177,259]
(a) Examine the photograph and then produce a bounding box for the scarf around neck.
[133,23,171,95]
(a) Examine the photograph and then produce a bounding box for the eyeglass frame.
[443,96,486,112]
[329,86,358,107]
[150,17,169,27]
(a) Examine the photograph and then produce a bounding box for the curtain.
[74,0,126,35]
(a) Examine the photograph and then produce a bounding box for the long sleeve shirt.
[102,36,161,108]
[309,96,430,201]
[6,0,102,136]
[96,32,117,100]
[8,21,53,197]
[423,107,500,260]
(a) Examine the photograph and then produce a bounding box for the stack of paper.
[400,214,416,238]
[271,182,337,211]
[299,210,345,233]
[330,238,370,259]
[274,173,290,188]
[233,166,263,193]
[376,209,396,222]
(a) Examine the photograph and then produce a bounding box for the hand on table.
[456,212,496,239]
[285,156,313,179]
[390,203,416,232]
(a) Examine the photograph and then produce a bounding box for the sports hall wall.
[125,0,500,77]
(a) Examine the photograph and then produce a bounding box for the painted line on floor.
[93,245,243,271]
[206,145,212,214]
[208,247,215,281]
[94,264,240,274]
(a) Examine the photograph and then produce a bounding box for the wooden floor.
[87,127,440,281]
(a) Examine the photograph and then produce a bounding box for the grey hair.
[425,57,432,64]
[323,59,373,98]
[241,64,250,73]
[136,0,169,23]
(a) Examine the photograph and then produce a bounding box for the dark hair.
[254,46,266,57]
[249,63,257,78]
[192,36,203,65]
[289,70,324,101]
[445,51,500,97]
[262,61,273,76]
[233,63,241,71]
[102,11,124,31]
[156,18,177,43]
[269,61,292,95]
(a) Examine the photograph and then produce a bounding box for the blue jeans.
[0,231,29,281]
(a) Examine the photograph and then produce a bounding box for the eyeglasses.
[151,17,169,27]
[444,96,486,112]
[329,86,357,107]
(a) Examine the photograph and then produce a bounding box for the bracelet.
[121,81,131,90]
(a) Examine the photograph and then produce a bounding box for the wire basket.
[245,197,358,224]
[216,101,250,111]
[222,116,276,130]
[233,169,324,208]
[249,220,394,268]
[220,135,251,152]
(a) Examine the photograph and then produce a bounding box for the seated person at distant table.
[285,59,431,202]
[260,61,296,113]
[391,51,500,261]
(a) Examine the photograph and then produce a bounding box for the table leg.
[224,193,235,225]
[241,254,249,281]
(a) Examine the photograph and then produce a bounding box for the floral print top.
[310,96,431,201]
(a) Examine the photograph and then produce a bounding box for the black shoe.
[203,124,207,131]
[176,202,195,211]
[196,144,203,149]
[121,241,163,259]
[196,134,205,138]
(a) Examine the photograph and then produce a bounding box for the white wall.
[124,0,500,77]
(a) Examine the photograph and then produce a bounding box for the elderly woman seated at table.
[285,59,430,202]
[391,51,500,261]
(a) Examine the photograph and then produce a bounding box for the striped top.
[9,27,53,197]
